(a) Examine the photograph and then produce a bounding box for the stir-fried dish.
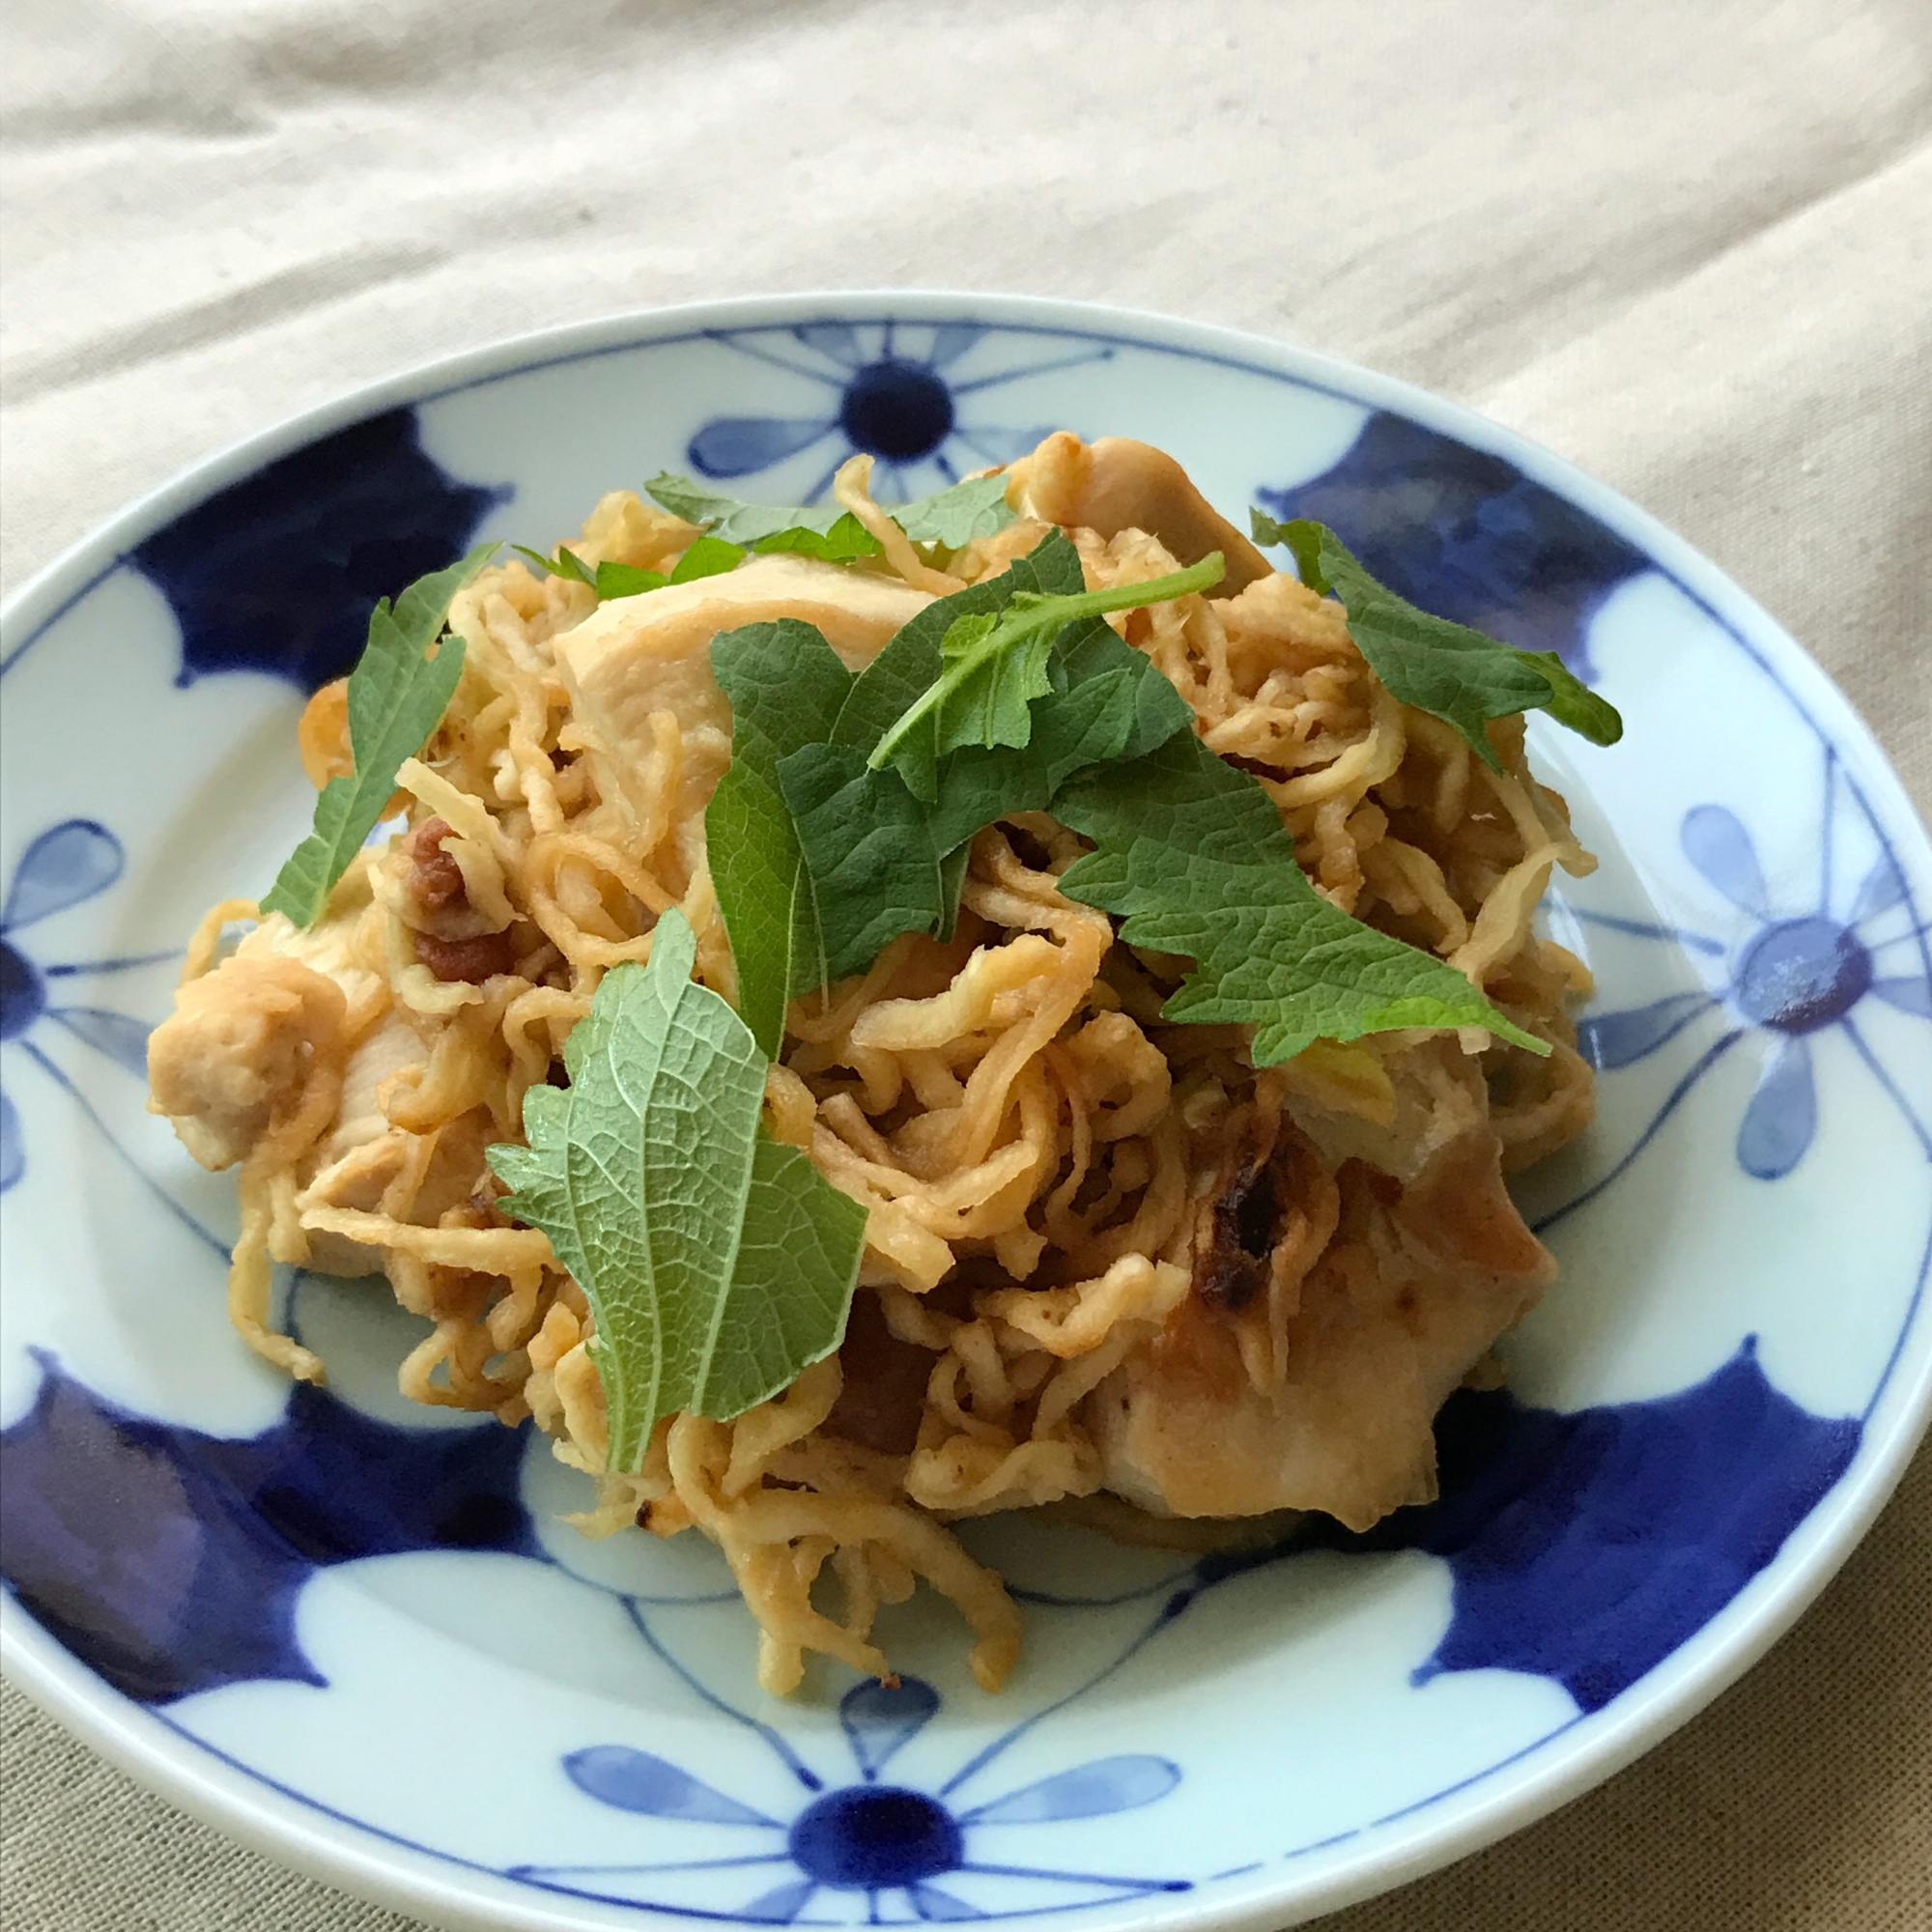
[148,433,1617,1694]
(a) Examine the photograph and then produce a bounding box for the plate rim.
[4,287,1930,1932]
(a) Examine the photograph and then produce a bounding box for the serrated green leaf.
[712,618,855,771]
[706,619,854,1054]
[486,909,865,1472]
[750,514,883,561]
[518,531,744,603]
[831,529,1097,777]
[1517,647,1624,747]
[645,473,876,552]
[923,617,1194,852]
[866,550,1224,797]
[892,473,1017,548]
[1054,731,1548,1064]
[704,534,1195,1037]
[595,560,669,598]
[933,608,1057,758]
[778,742,949,980]
[668,534,749,582]
[708,558,1080,1039]
[828,527,1092,781]
[704,762,824,1060]
[1250,512,1624,769]
[645,470,1014,559]
[515,542,597,587]
[261,544,496,927]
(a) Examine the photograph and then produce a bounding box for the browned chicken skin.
[1088,1042,1557,1529]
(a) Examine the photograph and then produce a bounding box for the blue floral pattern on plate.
[0,820,173,1196]
[0,1326,1861,1896]
[0,1350,536,1702]
[1552,753,1932,1212]
[685,323,1110,502]
[1254,411,1650,682]
[130,409,506,692]
[526,1676,1187,1920]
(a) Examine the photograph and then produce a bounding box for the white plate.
[3,294,1929,1932]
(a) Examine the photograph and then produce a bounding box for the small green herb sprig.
[516,474,1022,605]
[649,470,1015,556]
[514,532,748,600]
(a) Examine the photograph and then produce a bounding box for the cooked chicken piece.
[148,951,348,1171]
[151,917,492,1286]
[150,890,394,1159]
[553,554,935,832]
[1008,433,1273,595]
[313,1009,425,1169]
[1087,1045,1555,1529]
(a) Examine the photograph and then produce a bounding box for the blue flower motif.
[0,820,170,1194]
[129,409,507,693]
[0,1351,538,1702]
[520,1674,1187,1921]
[1568,771,1931,1193]
[1255,412,1651,684]
[687,324,1112,503]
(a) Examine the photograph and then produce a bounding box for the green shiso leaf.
[777,742,950,982]
[260,544,496,928]
[865,544,1222,800]
[705,534,1199,1046]
[921,615,1196,852]
[929,607,1057,762]
[1250,513,1624,769]
[824,528,1094,785]
[891,473,1018,548]
[517,530,748,602]
[706,619,854,1057]
[705,524,1559,1067]
[645,473,881,554]
[593,560,668,598]
[668,534,749,582]
[748,515,883,561]
[645,470,1016,560]
[1052,731,1548,1063]
[514,542,597,587]
[486,908,866,1473]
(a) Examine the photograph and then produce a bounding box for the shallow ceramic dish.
[3,294,1930,1932]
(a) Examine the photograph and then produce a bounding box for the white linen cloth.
[2,3,1927,1926]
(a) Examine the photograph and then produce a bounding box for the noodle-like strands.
[148,445,1598,1694]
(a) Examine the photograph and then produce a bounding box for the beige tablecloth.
[3,3,1928,1925]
